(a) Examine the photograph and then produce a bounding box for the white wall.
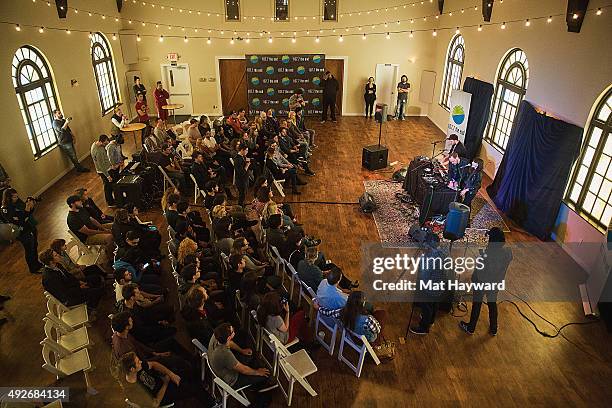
[0,0,128,197]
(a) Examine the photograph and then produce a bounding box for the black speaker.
[362,144,389,171]
[443,202,470,241]
[409,224,432,243]
[114,175,145,208]
[374,103,388,123]
[359,192,377,213]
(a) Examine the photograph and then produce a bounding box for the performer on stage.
[154,81,170,123]
[447,153,468,190]
[459,158,483,207]
[447,134,467,158]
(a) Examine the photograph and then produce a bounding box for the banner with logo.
[446,89,472,143]
[246,54,325,116]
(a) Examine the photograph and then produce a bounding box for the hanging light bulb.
[525,19,531,27]
[292,37,296,43]
[137,34,141,41]
[184,36,188,43]
[432,29,437,36]
[409,31,414,38]
[268,36,273,43]
[207,38,211,44]
[112,33,117,40]
[455,27,460,34]
[478,25,483,31]
[315,36,320,43]
[572,13,579,19]
[386,32,390,39]
[501,22,506,29]
[15,24,21,31]
[547,16,552,23]
[245,38,250,43]
[66,29,71,34]
[362,33,366,40]
[230,38,234,44]
[38,26,44,33]
[596,8,602,15]
[159,35,164,42]
[338,35,343,42]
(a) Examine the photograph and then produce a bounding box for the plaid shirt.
[319,307,381,336]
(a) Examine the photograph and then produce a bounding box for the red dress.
[154,88,170,120]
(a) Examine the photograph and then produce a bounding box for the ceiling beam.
[566,0,590,33]
[55,0,67,18]
[482,0,494,22]
[116,0,123,13]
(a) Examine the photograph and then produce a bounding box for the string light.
[38,26,44,33]
[501,22,506,29]
[230,38,234,44]
[292,37,296,43]
[362,33,366,40]
[268,36,273,43]
[596,8,602,15]
[159,35,164,42]
[455,27,460,34]
[478,25,483,31]
[137,34,141,41]
[315,36,320,43]
[206,37,211,44]
[112,33,117,40]
[386,32,390,39]
[184,36,188,43]
[15,24,21,31]
[339,35,344,42]
[572,13,579,19]
[409,31,414,38]
[547,16,553,23]
[525,19,530,27]
[432,29,437,36]
[245,38,250,43]
[66,29,71,34]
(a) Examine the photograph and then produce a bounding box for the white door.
[160,64,193,116]
[375,64,399,111]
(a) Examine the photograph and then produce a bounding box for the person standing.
[459,227,512,336]
[153,81,170,123]
[1,189,44,274]
[396,75,411,120]
[106,135,126,185]
[52,110,89,173]
[320,71,339,123]
[0,162,11,197]
[364,77,377,118]
[234,143,251,207]
[110,107,129,139]
[91,135,115,206]
[133,76,146,103]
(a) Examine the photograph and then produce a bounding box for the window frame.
[322,0,338,22]
[224,0,241,22]
[275,0,290,22]
[440,34,465,111]
[564,87,612,232]
[90,32,121,116]
[12,45,60,159]
[485,48,529,153]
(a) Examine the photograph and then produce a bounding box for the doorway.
[375,63,399,112]
[325,59,344,115]
[160,64,193,116]
[218,59,247,115]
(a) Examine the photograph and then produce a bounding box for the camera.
[303,236,321,248]
[27,196,42,203]
[67,117,73,121]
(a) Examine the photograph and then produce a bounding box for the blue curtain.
[462,77,494,160]
[486,101,583,239]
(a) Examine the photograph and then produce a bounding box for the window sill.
[33,144,58,161]
[482,139,506,155]
[560,200,607,234]
[439,103,450,112]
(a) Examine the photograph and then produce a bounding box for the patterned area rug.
[364,179,510,246]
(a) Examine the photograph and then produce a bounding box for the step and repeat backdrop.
[246,54,325,116]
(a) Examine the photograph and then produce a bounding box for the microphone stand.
[431,140,446,158]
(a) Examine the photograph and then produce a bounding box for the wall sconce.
[70,79,79,87]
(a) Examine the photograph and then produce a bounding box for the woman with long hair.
[252,186,297,227]
[257,291,305,345]
[1,188,43,273]
[364,77,376,118]
[230,236,267,274]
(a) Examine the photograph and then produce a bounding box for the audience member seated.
[66,194,114,256]
[297,246,355,292]
[76,188,113,224]
[157,143,187,193]
[185,118,200,146]
[50,238,107,285]
[214,216,234,255]
[164,193,180,230]
[177,238,219,276]
[208,323,275,392]
[114,267,163,304]
[119,284,176,346]
[252,186,299,228]
[176,201,210,244]
[40,248,103,312]
[265,214,288,254]
[119,352,212,407]
[228,253,247,293]
[316,267,348,326]
[257,291,306,346]
[144,132,162,153]
[319,291,386,345]
[231,237,267,275]
[180,285,215,347]
[115,231,162,284]
[240,272,263,311]
[203,181,220,211]
[265,147,302,194]
[111,311,192,379]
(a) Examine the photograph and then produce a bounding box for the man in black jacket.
[234,143,251,207]
[265,214,287,255]
[41,249,103,310]
[52,109,89,173]
[320,71,339,123]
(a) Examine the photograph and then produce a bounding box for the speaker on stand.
[362,103,389,171]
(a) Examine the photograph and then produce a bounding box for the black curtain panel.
[462,77,494,160]
[487,101,583,239]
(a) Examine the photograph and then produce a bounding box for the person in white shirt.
[110,107,129,138]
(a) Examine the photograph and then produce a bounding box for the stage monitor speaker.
[409,223,432,243]
[362,144,389,171]
[359,192,377,213]
[374,103,388,123]
[443,202,470,241]
[114,175,145,208]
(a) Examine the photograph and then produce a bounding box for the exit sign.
[167,53,179,64]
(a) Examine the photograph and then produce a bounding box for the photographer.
[52,110,89,173]
[1,188,43,274]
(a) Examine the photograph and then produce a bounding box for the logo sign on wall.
[446,89,472,143]
[246,54,326,116]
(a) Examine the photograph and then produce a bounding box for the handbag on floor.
[374,338,396,361]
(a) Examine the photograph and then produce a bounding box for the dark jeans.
[161,378,213,407]
[463,191,477,208]
[365,96,375,117]
[322,98,336,121]
[233,373,269,390]
[98,173,116,205]
[17,230,42,273]
[58,142,82,168]
[418,301,439,331]
[468,290,499,332]
[236,177,249,207]
[82,286,104,309]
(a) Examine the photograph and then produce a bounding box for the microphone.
[431,139,446,145]
[459,163,472,169]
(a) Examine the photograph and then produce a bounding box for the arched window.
[12,45,60,158]
[440,34,465,110]
[565,87,612,230]
[485,48,529,152]
[90,32,120,115]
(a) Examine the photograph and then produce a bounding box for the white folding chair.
[156,164,178,192]
[260,327,299,376]
[167,239,178,257]
[269,334,318,406]
[167,225,177,241]
[285,262,302,305]
[189,173,207,204]
[337,327,381,378]
[40,337,97,395]
[299,281,318,325]
[44,291,89,329]
[235,289,246,327]
[229,157,236,185]
[43,313,91,353]
[41,401,64,408]
[270,246,289,293]
[191,338,251,407]
[315,311,339,355]
[66,230,103,265]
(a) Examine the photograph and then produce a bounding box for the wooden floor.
[1,116,611,407]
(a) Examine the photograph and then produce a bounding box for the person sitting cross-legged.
[66,194,114,258]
